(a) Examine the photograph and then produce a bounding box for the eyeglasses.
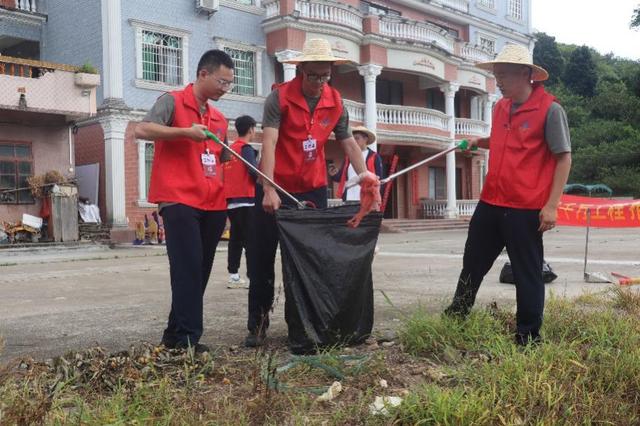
[304,73,331,83]
[215,78,235,90]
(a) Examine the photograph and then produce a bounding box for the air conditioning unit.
[196,0,219,15]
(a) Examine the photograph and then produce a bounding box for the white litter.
[369,396,403,415]
[22,214,43,230]
[379,379,388,388]
[317,381,342,402]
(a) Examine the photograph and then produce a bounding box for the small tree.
[631,5,640,29]
[563,46,598,97]
[533,32,564,85]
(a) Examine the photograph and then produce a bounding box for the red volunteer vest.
[148,84,228,211]
[336,149,379,199]
[481,84,557,209]
[273,75,344,193]
[223,139,256,200]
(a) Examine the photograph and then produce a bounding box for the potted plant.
[74,61,101,88]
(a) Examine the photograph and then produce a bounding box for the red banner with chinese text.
[557,195,640,227]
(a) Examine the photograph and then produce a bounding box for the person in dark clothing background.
[223,115,258,289]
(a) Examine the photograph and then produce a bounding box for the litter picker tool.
[583,209,614,283]
[204,130,307,209]
[345,139,477,190]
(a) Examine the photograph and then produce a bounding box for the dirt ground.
[0,225,638,363]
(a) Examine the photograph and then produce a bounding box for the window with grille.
[137,140,156,203]
[477,0,495,9]
[507,0,523,20]
[0,142,34,204]
[225,47,256,96]
[479,36,496,53]
[144,143,154,197]
[141,30,184,86]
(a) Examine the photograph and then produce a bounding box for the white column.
[358,64,383,150]
[481,94,498,185]
[100,116,128,226]
[482,93,498,131]
[101,0,124,101]
[276,50,301,82]
[439,82,460,219]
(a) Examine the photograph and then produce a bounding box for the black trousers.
[446,201,545,338]
[161,204,227,346]
[246,185,328,333]
[227,206,252,274]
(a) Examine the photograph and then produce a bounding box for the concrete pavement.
[1,226,638,362]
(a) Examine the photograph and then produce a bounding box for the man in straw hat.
[245,38,378,347]
[444,43,572,345]
[329,125,384,202]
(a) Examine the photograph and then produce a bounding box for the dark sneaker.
[244,331,266,347]
[163,340,210,354]
[515,333,542,346]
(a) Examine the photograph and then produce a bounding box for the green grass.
[2,290,640,424]
[393,294,640,424]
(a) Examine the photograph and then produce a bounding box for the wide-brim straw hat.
[475,44,549,82]
[352,126,376,144]
[283,38,350,64]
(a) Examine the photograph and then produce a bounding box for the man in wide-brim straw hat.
[244,38,378,349]
[444,43,572,346]
[329,125,384,202]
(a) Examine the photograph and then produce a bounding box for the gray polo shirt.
[262,89,352,140]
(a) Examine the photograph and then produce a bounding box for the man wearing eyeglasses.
[135,49,235,354]
[245,38,377,348]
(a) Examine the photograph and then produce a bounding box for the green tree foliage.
[562,46,598,97]
[631,5,640,28]
[537,37,640,197]
[533,32,564,85]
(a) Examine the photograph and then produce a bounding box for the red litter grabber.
[611,272,640,286]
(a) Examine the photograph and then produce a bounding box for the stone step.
[381,219,470,233]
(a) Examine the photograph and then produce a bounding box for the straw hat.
[475,44,549,82]
[352,126,376,144]
[283,38,349,64]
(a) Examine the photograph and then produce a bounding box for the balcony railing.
[344,99,365,123]
[264,0,279,18]
[294,0,363,32]
[0,56,98,118]
[15,0,37,12]
[421,199,478,218]
[379,17,455,53]
[455,118,489,136]
[379,104,449,131]
[431,0,469,13]
[460,43,495,63]
[344,100,450,132]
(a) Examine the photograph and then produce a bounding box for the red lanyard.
[302,97,322,139]
[202,108,212,154]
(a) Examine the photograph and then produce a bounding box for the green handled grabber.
[377,139,478,186]
[203,130,307,209]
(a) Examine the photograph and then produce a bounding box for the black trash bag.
[276,204,382,354]
[499,260,558,284]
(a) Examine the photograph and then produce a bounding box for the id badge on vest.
[201,150,217,178]
[302,137,317,162]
